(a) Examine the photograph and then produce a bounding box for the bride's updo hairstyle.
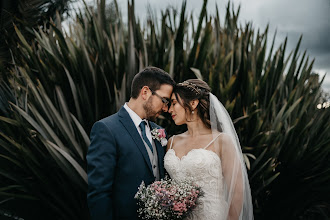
[174,79,211,128]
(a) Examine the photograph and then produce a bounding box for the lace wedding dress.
[164,134,228,220]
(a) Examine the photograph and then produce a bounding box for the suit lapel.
[118,107,153,173]
[149,122,165,179]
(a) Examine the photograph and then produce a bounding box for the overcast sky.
[78,0,330,93]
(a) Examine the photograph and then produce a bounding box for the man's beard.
[143,97,162,121]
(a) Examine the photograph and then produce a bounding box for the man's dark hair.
[130,67,175,98]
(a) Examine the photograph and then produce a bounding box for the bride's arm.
[219,134,244,220]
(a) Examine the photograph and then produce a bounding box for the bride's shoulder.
[213,132,236,156]
[216,132,232,141]
[172,132,188,141]
[174,132,190,142]
[212,132,234,148]
[176,131,189,138]
[166,132,188,150]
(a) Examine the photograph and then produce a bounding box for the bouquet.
[134,178,204,220]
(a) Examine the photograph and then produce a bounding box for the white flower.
[135,177,204,220]
[161,138,168,147]
[151,128,167,147]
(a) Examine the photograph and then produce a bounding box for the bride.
[164,79,253,220]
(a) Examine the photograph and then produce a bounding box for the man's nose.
[162,105,169,112]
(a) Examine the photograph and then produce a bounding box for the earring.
[192,110,194,114]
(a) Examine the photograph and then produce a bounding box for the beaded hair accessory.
[177,81,201,95]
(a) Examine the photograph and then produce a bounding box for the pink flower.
[158,129,166,138]
[173,202,188,213]
[151,128,168,146]
[135,178,203,219]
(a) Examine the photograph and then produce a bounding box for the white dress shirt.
[124,103,160,180]
[124,103,153,143]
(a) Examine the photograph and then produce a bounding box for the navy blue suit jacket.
[87,106,166,220]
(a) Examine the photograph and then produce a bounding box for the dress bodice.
[164,138,228,220]
[165,148,224,198]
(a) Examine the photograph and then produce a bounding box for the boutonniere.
[151,128,168,147]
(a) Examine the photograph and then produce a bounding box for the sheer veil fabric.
[209,93,254,220]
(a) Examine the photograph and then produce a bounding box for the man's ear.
[140,86,150,100]
[190,99,199,110]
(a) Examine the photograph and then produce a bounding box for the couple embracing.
[87,67,254,220]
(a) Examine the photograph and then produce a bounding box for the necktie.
[139,121,153,153]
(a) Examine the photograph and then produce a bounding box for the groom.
[87,67,175,220]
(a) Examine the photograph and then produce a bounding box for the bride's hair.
[174,79,212,128]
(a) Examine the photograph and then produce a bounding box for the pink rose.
[158,129,166,138]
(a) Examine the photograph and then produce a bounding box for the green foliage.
[0,0,329,219]
[0,0,75,73]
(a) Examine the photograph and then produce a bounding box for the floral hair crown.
[177,81,202,95]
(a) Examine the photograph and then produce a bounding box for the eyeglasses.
[149,88,170,107]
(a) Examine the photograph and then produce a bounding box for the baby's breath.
[134,177,204,220]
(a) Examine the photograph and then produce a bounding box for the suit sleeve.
[87,121,116,220]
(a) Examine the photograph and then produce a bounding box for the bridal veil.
[209,93,254,220]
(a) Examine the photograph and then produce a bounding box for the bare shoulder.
[166,134,183,150]
[217,132,233,143]
[175,131,189,139]
[166,136,174,151]
[215,133,237,158]
[168,132,189,150]
[212,132,234,151]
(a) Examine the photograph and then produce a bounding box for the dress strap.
[170,135,175,149]
[203,133,222,149]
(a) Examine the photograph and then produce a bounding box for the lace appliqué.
[164,148,228,220]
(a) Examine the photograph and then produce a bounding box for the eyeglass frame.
[148,87,170,107]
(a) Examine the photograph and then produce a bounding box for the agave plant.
[0,0,329,219]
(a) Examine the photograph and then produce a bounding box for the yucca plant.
[0,0,329,219]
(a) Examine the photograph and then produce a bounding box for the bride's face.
[168,93,187,125]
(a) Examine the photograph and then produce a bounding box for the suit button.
[153,165,156,168]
